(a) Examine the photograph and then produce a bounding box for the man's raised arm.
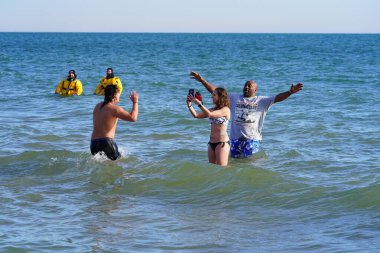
[274,83,303,103]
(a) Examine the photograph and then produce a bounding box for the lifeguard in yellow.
[55,70,83,96]
[94,68,123,95]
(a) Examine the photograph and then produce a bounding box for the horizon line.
[1,31,379,35]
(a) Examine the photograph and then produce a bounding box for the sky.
[0,0,379,33]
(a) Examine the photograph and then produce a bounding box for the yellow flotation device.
[94,77,123,95]
[55,79,83,96]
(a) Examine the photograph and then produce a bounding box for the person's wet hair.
[214,87,230,109]
[101,85,119,109]
[106,68,114,79]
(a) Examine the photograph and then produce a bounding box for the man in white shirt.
[190,71,303,158]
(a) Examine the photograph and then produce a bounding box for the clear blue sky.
[0,0,379,33]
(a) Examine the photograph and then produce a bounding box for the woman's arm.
[198,105,230,119]
[187,95,207,118]
[191,94,230,119]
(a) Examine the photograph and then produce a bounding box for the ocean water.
[0,33,379,252]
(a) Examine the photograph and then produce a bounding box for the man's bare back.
[91,91,138,139]
[92,103,120,139]
[90,85,138,160]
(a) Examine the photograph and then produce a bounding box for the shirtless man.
[91,85,138,160]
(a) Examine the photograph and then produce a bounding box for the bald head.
[243,80,258,97]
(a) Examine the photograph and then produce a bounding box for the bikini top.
[209,116,229,125]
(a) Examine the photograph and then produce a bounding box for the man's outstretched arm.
[274,83,303,103]
[190,71,217,94]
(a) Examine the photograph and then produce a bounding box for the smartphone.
[188,89,195,97]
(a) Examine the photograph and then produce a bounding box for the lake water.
[0,33,379,252]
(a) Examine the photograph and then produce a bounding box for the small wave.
[0,150,89,177]
[88,157,283,206]
[148,133,183,140]
[332,183,380,210]
[35,134,62,141]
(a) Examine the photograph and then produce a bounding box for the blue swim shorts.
[230,138,260,158]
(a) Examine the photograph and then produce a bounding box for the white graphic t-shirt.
[229,93,275,141]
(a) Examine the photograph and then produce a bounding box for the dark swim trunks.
[90,137,121,161]
[208,141,231,152]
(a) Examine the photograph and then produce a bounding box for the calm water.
[0,33,379,252]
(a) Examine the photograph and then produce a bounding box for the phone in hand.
[188,89,195,97]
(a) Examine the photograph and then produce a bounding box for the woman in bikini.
[186,87,231,166]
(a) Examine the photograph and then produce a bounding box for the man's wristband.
[198,104,202,108]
